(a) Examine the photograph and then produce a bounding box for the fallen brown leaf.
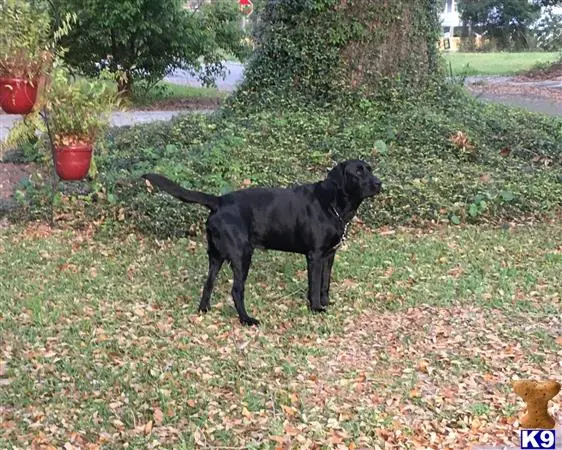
[416,359,430,374]
[153,407,164,426]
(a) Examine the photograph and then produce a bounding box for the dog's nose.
[373,178,382,190]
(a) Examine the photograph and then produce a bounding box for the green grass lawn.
[442,51,560,76]
[1,222,560,448]
[156,82,226,99]
[129,81,227,108]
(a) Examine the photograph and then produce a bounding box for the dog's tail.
[142,173,220,212]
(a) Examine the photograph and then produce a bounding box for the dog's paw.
[311,305,328,314]
[240,316,260,327]
[198,304,210,314]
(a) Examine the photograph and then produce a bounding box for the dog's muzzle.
[371,177,383,195]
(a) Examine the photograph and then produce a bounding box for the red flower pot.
[0,77,38,114]
[54,143,93,181]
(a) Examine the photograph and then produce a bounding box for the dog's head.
[326,159,382,199]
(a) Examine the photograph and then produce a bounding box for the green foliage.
[1,62,118,158]
[534,7,562,51]
[4,0,561,237]
[468,195,489,219]
[25,83,551,236]
[45,66,119,144]
[51,0,250,93]
[458,0,542,51]
[0,0,77,79]
[0,0,51,78]
[128,81,226,108]
[8,84,562,233]
[235,0,442,105]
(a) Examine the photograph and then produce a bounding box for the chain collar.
[331,205,350,250]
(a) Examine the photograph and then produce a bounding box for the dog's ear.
[326,162,346,188]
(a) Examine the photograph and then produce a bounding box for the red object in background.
[239,0,253,14]
[0,77,38,114]
[54,143,93,181]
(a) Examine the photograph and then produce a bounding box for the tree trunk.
[117,72,134,97]
[239,0,442,101]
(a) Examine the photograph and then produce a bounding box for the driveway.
[474,93,562,116]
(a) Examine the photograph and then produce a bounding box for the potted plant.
[0,0,52,114]
[45,67,118,181]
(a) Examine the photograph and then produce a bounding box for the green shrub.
[0,0,52,79]
[53,0,250,94]
[0,0,76,80]
[75,83,561,237]
[46,66,118,146]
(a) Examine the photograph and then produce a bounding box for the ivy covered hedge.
[235,0,442,106]
[7,84,562,236]
[78,82,561,238]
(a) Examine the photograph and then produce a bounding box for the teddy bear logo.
[512,380,561,429]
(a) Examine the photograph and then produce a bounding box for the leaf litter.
[0,223,561,449]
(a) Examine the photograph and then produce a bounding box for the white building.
[440,0,461,38]
[439,0,562,37]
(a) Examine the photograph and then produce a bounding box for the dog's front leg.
[320,251,336,307]
[307,251,326,312]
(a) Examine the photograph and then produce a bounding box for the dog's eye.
[356,167,364,175]
[366,165,372,173]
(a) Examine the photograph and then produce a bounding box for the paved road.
[464,75,562,89]
[0,109,214,143]
[464,75,562,116]
[476,93,562,116]
[165,62,244,91]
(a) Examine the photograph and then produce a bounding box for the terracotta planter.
[54,142,93,181]
[0,77,38,114]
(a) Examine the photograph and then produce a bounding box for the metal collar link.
[331,206,350,250]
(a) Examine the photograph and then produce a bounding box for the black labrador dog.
[142,159,382,326]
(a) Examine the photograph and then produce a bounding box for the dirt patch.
[0,162,35,200]
[517,62,562,82]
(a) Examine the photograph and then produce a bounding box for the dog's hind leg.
[230,247,259,327]
[198,248,224,313]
